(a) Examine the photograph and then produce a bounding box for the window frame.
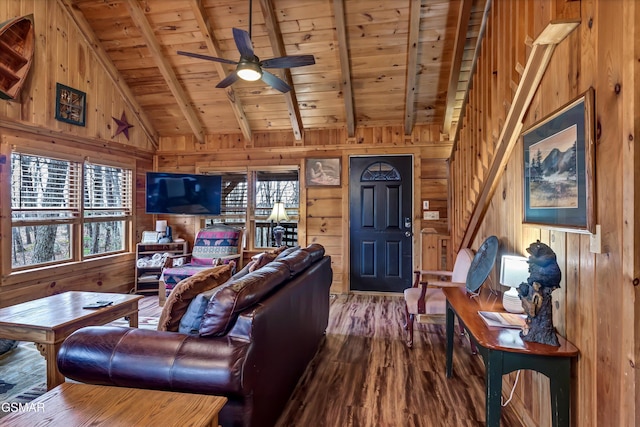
[198,165,300,252]
[8,148,134,272]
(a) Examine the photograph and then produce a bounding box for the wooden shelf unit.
[134,242,188,294]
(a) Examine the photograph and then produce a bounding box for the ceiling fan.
[177,0,315,93]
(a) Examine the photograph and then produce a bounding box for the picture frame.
[522,88,595,233]
[305,158,341,187]
[55,83,86,126]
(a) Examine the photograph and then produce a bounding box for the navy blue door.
[349,156,413,292]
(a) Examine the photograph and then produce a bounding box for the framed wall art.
[522,88,595,233]
[55,83,86,126]
[305,158,341,187]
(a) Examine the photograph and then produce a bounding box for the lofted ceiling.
[62,0,488,144]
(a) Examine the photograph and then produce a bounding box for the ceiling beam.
[460,20,580,250]
[403,0,421,136]
[258,0,304,141]
[442,0,474,138]
[58,0,159,148]
[189,0,252,142]
[124,0,205,144]
[333,0,355,137]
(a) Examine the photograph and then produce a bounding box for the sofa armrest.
[57,326,250,397]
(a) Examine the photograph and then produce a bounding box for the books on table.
[478,311,527,329]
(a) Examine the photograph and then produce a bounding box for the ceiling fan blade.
[262,55,316,69]
[261,70,291,93]
[215,72,240,88]
[232,28,255,58]
[177,50,238,65]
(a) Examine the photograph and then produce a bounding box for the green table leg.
[485,350,504,427]
[445,301,455,378]
[549,360,571,427]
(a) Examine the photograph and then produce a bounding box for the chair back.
[191,224,243,265]
[451,248,475,282]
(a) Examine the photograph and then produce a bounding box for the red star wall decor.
[112,112,134,140]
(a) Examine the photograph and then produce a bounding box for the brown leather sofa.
[57,244,332,427]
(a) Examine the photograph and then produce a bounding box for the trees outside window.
[10,152,132,270]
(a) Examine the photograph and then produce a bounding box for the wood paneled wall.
[451,0,639,425]
[156,125,452,294]
[0,0,154,307]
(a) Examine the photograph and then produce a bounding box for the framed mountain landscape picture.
[522,88,595,233]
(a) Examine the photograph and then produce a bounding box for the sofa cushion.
[276,249,311,277]
[274,245,300,260]
[302,243,325,263]
[178,287,220,334]
[158,262,234,332]
[199,262,290,336]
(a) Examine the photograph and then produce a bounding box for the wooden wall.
[156,125,452,294]
[451,0,639,425]
[0,0,155,307]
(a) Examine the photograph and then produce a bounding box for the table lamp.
[267,202,289,247]
[499,255,529,313]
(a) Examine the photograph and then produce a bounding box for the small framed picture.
[305,158,341,187]
[55,83,86,126]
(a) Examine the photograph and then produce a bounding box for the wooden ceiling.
[62,0,488,144]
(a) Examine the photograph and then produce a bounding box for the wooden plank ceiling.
[65,0,487,143]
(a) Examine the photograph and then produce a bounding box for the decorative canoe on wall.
[0,15,34,100]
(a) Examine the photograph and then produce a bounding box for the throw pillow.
[157,262,234,332]
[178,286,219,334]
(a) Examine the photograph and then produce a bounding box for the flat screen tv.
[146,172,222,215]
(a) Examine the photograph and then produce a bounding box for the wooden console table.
[442,287,579,427]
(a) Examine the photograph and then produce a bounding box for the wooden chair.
[158,224,244,306]
[403,248,475,348]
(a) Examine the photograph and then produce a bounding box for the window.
[204,167,299,250]
[83,162,132,256]
[255,170,299,248]
[10,151,132,270]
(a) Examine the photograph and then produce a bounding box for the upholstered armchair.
[403,248,475,348]
[159,224,244,306]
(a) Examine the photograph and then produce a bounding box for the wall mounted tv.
[146,172,222,215]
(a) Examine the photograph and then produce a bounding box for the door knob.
[405,231,413,237]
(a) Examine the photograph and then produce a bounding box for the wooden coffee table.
[1,382,227,426]
[0,291,143,390]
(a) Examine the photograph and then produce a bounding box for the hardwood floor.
[139,293,524,427]
[275,294,524,427]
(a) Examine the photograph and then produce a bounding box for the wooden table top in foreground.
[1,383,227,427]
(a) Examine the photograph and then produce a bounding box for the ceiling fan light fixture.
[236,61,262,81]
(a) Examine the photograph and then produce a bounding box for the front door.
[349,156,413,292]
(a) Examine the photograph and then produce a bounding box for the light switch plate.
[589,224,601,254]
[422,200,429,210]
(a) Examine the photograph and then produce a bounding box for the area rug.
[0,316,159,419]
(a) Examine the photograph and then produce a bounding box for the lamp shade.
[155,220,167,233]
[267,202,289,223]
[500,255,529,287]
[500,255,528,314]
